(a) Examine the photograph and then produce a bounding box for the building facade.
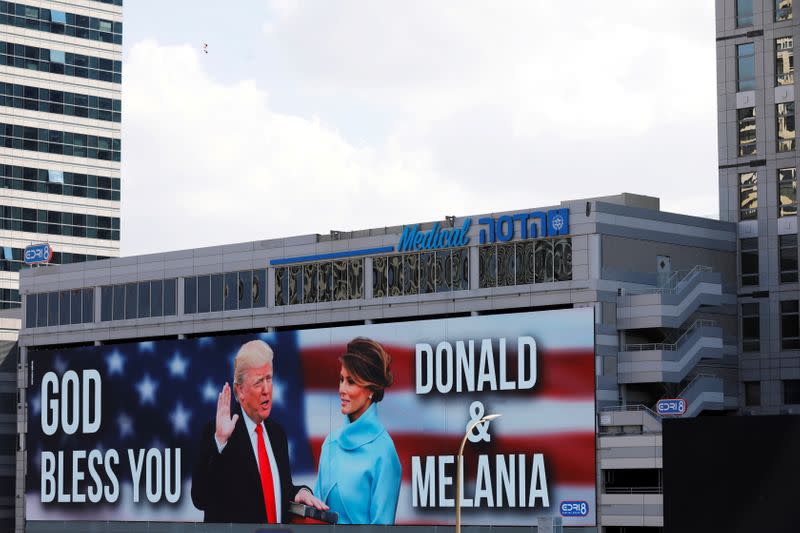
[15,194,737,532]
[0,0,122,342]
[716,0,800,413]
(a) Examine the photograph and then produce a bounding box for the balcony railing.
[623,319,717,352]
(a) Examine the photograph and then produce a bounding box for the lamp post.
[455,413,501,533]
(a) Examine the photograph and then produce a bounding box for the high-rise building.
[0,0,122,341]
[717,0,800,414]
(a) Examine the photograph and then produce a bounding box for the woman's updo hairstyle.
[340,337,393,402]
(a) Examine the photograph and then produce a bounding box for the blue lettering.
[398,225,418,252]
[513,213,529,239]
[458,219,472,246]
[478,217,494,244]
[497,215,513,242]
[529,212,546,238]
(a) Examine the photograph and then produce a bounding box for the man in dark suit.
[191,340,328,523]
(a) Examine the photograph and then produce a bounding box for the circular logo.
[551,215,564,231]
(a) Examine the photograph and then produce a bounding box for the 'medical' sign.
[24,243,52,265]
[397,209,570,253]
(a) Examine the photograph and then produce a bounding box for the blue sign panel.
[24,243,52,265]
[397,209,570,253]
[656,398,687,416]
[397,219,472,252]
[560,501,589,517]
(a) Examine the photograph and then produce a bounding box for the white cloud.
[122,3,719,254]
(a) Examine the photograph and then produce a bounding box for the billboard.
[25,308,595,526]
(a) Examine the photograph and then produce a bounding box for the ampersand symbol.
[466,401,491,443]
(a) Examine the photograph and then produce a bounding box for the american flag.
[26,308,595,526]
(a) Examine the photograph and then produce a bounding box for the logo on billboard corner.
[560,500,589,517]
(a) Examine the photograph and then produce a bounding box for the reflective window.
[0,122,121,162]
[163,279,176,316]
[112,284,124,320]
[124,283,136,319]
[784,379,800,404]
[0,83,122,124]
[101,286,112,321]
[776,37,794,86]
[183,276,196,314]
[777,102,796,152]
[47,292,58,325]
[776,0,793,21]
[151,279,163,317]
[196,275,210,313]
[741,238,759,286]
[742,303,760,352]
[25,294,34,326]
[70,289,81,325]
[210,274,223,312]
[737,43,756,92]
[36,293,46,326]
[737,107,757,157]
[744,381,761,406]
[58,290,69,325]
[82,288,93,323]
[739,171,758,220]
[737,0,754,26]
[137,282,150,318]
[0,41,122,83]
[778,168,797,216]
[781,300,800,349]
[0,207,118,240]
[0,2,123,45]
[185,270,266,314]
[780,234,798,283]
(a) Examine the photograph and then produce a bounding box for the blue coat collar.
[333,403,383,451]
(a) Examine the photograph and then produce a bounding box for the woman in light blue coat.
[314,337,402,525]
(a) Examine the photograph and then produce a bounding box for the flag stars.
[106,350,125,376]
[201,379,218,403]
[272,377,285,407]
[169,402,192,435]
[136,374,158,405]
[53,356,67,375]
[167,352,188,378]
[117,413,133,438]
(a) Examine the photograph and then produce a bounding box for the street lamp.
[455,413,501,533]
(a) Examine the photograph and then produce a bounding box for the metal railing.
[674,373,717,400]
[623,319,717,352]
[620,265,712,295]
[603,486,663,495]
[599,403,661,418]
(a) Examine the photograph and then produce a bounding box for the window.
[373,249,469,298]
[0,122,121,162]
[739,171,757,220]
[0,83,122,124]
[0,41,122,83]
[742,303,760,352]
[740,238,759,286]
[745,381,761,406]
[737,107,757,156]
[275,260,363,306]
[779,168,797,216]
[737,43,756,92]
[781,300,800,349]
[737,0,754,26]
[776,0,793,21]
[185,270,266,313]
[780,234,798,282]
[777,102,796,152]
[784,379,800,404]
[776,37,794,85]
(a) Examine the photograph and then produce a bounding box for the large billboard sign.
[25,308,596,526]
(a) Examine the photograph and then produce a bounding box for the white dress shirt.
[215,411,282,522]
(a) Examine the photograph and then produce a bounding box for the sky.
[121,1,718,256]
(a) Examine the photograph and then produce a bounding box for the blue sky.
[120,2,717,255]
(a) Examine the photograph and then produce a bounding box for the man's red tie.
[255,424,277,523]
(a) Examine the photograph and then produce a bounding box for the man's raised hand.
[215,382,239,446]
